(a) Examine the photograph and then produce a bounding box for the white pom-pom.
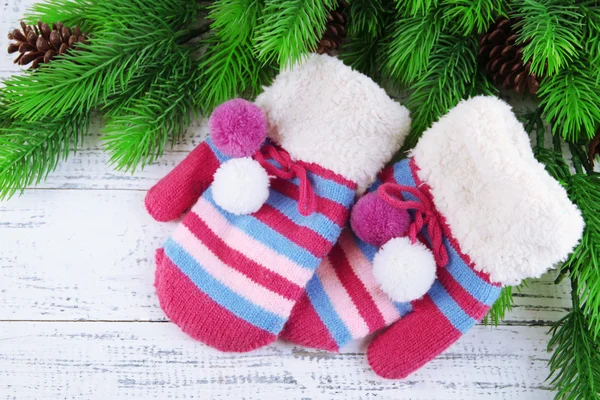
[372,237,437,302]
[212,158,270,215]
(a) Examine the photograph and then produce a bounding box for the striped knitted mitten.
[148,54,411,352]
[280,96,584,378]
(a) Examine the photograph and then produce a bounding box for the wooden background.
[0,1,569,398]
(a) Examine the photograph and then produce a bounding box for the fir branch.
[515,0,584,76]
[208,0,262,42]
[441,0,505,36]
[195,0,271,113]
[482,286,515,326]
[579,1,600,82]
[24,0,201,36]
[347,0,386,37]
[564,173,600,340]
[341,0,393,79]
[401,35,481,150]
[254,0,338,66]
[340,34,382,79]
[102,48,197,171]
[2,12,195,122]
[0,112,90,199]
[396,0,438,16]
[24,0,94,32]
[538,60,600,141]
[381,12,443,84]
[547,281,600,400]
[535,146,572,182]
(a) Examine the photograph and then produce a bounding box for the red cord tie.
[378,182,449,268]
[254,144,316,216]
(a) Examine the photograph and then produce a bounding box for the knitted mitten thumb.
[366,96,584,379]
[145,140,223,222]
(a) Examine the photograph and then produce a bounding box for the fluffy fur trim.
[255,54,411,193]
[212,158,270,215]
[411,96,584,285]
[373,237,437,302]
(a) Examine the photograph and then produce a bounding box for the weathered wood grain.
[0,1,572,397]
[0,188,571,323]
[0,322,554,399]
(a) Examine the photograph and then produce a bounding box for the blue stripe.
[368,177,383,193]
[266,190,341,243]
[263,158,356,205]
[393,301,414,317]
[393,159,416,186]
[306,275,352,348]
[428,280,477,334]
[205,138,232,164]
[354,232,378,262]
[444,238,502,306]
[164,239,285,335]
[290,174,356,205]
[203,188,321,270]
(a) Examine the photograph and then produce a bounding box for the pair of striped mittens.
[146,54,584,378]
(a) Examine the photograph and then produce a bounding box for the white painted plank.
[23,118,211,191]
[0,322,554,399]
[0,189,571,323]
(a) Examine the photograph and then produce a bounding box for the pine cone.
[479,17,541,95]
[7,20,87,69]
[316,1,348,56]
[589,129,600,169]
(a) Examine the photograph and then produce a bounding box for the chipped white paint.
[0,1,561,398]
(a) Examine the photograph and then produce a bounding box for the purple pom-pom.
[351,192,411,247]
[209,98,267,157]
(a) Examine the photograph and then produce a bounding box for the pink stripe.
[172,224,295,318]
[192,197,313,286]
[254,204,332,257]
[437,267,491,320]
[317,258,370,339]
[339,232,400,324]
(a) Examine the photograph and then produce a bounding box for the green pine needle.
[402,35,480,149]
[0,112,90,200]
[396,0,438,17]
[564,173,600,340]
[347,0,386,38]
[340,33,383,80]
[381,13,443,84]
[25,0,200,38]
[441,0,505,36]
[254,0,337,66]
[208,0,263,42]
[195,0,272,113]
[3,0,200,122]
[24,0,94,32]
[482,286,515,326]
[515,0,584,76]
[538,60,600,141]
[102,47,197,171]
[547,286,600,400]
[580,2,600,83]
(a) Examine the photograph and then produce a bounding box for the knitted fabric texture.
[147,54,411,352]
[281,159,501,355]
[152,139,356,351]
[282,96,583,379]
